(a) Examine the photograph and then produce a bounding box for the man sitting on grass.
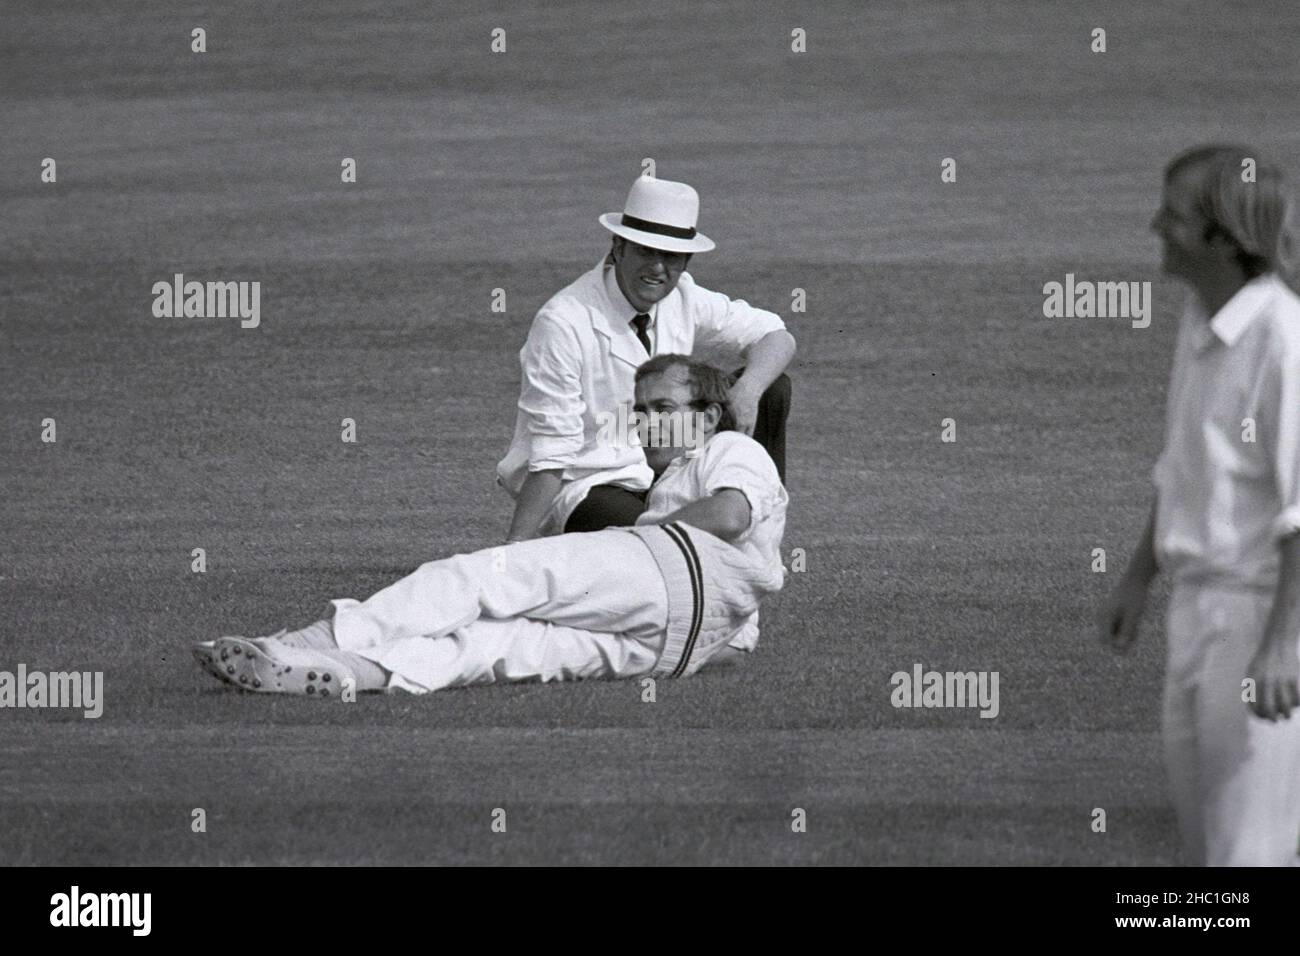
[194,355,788,696]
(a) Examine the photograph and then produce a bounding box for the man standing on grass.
[498,174,795,540]
[1101,145,1300,866]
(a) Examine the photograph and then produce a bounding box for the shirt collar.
[1187,274,1278,350]
[602,262,656,326]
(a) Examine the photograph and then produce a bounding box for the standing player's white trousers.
[329,530,670,693]
[1162,581,1300,866]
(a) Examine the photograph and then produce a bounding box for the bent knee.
[760,373,792,413]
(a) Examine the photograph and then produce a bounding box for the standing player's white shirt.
[637,430,788,654]
[497,260,787,534]
[1152,273,1300,589]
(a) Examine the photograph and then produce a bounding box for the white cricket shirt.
[637,430,788,655]
[1152,273,1300,588]
[637,430,788,581]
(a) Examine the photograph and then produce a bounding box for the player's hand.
[728,381,760,436]
[1099,574,1149,654]
[1245,634,1300,721]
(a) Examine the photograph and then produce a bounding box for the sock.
[274,618,337,650]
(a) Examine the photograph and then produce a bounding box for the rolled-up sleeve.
[699,436,782,535]
[1264,344,1300,541]
[518,312,586,472]
[686,277,787,366]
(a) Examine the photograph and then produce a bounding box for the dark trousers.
[563,372,791,533]
[748,371,790,483]
[563,485,648,533]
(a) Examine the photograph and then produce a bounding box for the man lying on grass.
[194,355,788,696]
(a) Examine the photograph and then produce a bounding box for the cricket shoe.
[212,636,355,697]
[191,631,286,687]
[192,640,235,687]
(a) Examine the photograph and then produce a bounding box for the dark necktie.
[631,313,652,355]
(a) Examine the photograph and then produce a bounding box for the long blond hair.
[1165,144,1298,290]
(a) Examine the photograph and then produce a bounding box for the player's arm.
[1125,499,1160,585]
[689,281,795,435]
[653,488,751,542]
[730,329,796,430]
[507,469,564,542]
[1249,532,1300,721]
[1099,498,1159,652]
[1248,350,1300,719]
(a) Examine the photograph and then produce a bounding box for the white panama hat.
[598,176,716,254]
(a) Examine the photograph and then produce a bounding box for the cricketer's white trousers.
[1162,581,1300,866]
[329,530,670,694]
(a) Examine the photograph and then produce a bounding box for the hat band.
[620,213,697,241]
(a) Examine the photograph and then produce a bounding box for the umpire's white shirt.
[1152,273,1300,589]
[497,260,787,533]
